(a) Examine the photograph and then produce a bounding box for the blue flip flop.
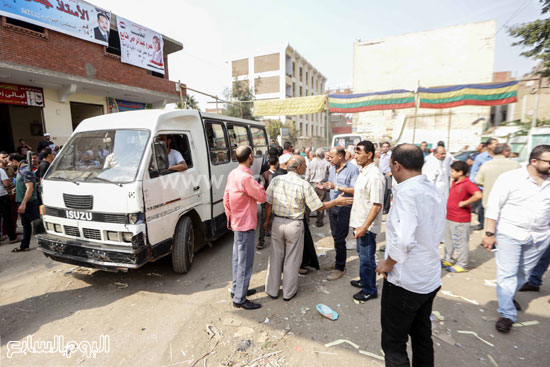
[317,304,339,321]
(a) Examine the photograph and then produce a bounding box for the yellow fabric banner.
[253,95,327,116]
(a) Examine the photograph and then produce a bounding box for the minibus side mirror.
[150,141,169,178]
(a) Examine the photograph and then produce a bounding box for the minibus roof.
[74,110,265,134]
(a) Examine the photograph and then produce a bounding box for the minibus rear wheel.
[172,216,194,273]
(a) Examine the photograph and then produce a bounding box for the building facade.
[353,20,497,151]
[0,3,183,152]
[230,43,327,147]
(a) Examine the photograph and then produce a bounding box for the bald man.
[422,146,450,200]
[265,155,353,300]
[224,146,267,310]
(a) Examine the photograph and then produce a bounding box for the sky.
[90,0,544,109]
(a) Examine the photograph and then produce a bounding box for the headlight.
[122,232,133,242]
[54,224,62,233]
[45,222,54,231]
[107,231,119,241]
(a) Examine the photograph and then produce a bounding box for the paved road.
[0,221,549,366]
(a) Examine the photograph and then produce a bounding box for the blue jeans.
[528,243,550,287]
[357,231,377,296]
[231,229,255,304]
[495,233,550,321]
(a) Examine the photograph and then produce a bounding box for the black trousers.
[328,206,351,271]
[18,199,39,249]
[383,175,392,213]
[381,279,440,367]
[0,194,16,241]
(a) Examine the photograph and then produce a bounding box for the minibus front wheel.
[172,216,194,273]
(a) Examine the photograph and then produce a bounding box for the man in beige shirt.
[475,144,520,215]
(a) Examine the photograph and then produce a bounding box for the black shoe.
[350,280,364,289]
[283,292,297,302]
[353,290,377,302]
[316,223,323,228]
[378,245,386,252]
[233,299,261,310]
[513,299,522,311]
[495,317,513,332]
[256,242,265,249]
[231,289,257,299]
[472,224,483,231]
[519,282,540,292]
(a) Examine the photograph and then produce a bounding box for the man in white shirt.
[379,142,392,214]
[482,145,550,333]
[376,144,446,366]
[349,141,384,302]
[422,145,450,200]
[160,135,188,172]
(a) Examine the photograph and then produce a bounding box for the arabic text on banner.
[0,0,111,46]
[0,83,44,107]
[116,16,165,75]
[253,95,327,116]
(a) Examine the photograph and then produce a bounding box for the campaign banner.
[0,83,44,107]
[116,16,165,75]
[0,0,111,46]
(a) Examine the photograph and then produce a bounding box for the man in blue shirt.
[469,137,498,230]
[323,146,359,280]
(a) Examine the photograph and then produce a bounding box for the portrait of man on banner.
[94,10,111,42]
[148,35,164,71]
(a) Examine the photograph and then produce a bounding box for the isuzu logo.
[66,210,93,221]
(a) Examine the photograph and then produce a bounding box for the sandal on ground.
[11,247,30,252]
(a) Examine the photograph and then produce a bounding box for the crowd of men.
[223,139,550,365]
[0,133,58,252]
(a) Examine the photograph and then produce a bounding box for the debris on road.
[235,327,254,337]
[487,354,499,366]
[441,290,479,305]
[317,304,339,320]
[324,339,384,362]
[223,318,242,327]
[300,307,310,314]
[114,282,128,289]
[456,330,494,347]
[147,272,163,277]
[512,320,540,327]
[484,279,497,287]
[432,328,456,346]
[316,286,330,294]
[236,339,252,352]
[431,311,445,321]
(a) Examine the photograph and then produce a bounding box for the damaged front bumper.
[37,233,149,271]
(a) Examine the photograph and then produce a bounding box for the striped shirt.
[266,172,324,220]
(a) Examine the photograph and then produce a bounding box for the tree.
[176,95,200,110]
[222,78,257,120]
[265,119,300,145]
[509,0,550,77]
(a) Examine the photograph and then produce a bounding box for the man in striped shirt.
[264,155,352,301]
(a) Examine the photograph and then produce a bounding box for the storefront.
[0,82,45,152]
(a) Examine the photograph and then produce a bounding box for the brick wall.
[0,17,178,96]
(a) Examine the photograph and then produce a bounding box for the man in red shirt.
[442,161,482,272]
[224,146,267,309]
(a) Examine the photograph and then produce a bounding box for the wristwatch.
[485,231,494,237]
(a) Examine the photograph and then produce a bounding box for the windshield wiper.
[91,176,123,187]
[48,177,79,185]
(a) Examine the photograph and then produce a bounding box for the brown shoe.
[519,282,540,292]
[298,268,309,275]
[327,270,345,281]
[495,317,513,332]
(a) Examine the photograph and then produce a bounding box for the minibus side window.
[251,127,268,158]
[205,121,230,165]
[227,124,251,162]
[149,134,192,177]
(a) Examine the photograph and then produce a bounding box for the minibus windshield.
[46,129,150,184]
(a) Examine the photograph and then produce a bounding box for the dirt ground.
[1,215,549,367]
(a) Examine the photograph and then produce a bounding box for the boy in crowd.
[442,161,482,272]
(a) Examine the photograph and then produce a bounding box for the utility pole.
[178,80,184,109]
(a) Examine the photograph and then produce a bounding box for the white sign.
[116,16,165,75]
[0,0,111,46]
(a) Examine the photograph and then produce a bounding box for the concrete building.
[0,7,183,152]
[353,20,497,151]
[230,43,327,147]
